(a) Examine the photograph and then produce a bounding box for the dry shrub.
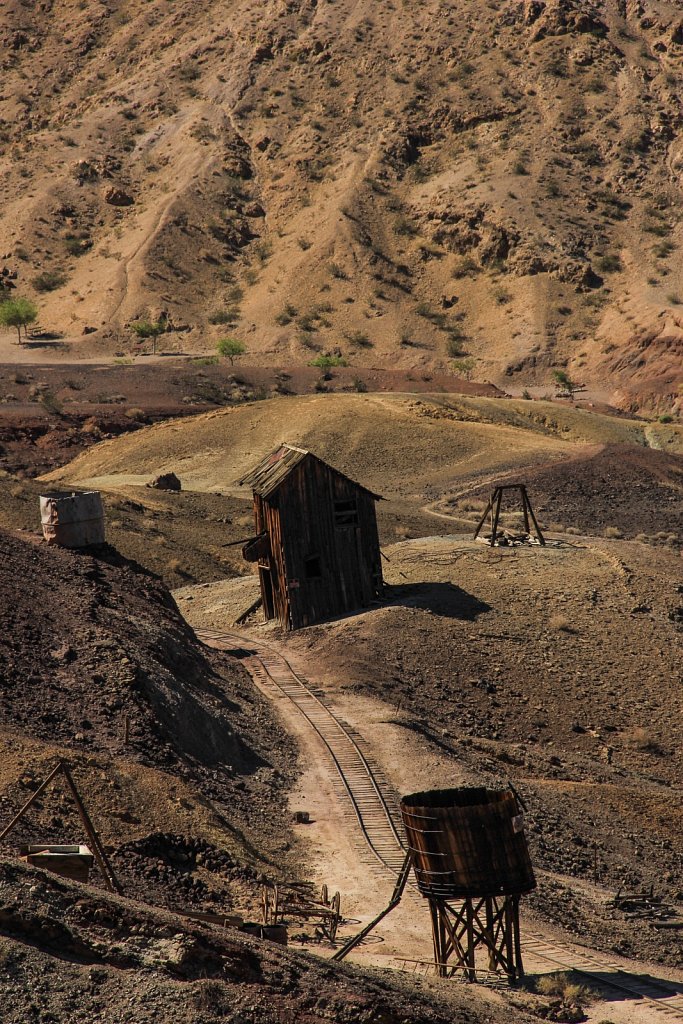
[191,979,232,1015]
[168,558,182,573]
[536,972,594,1006]
[603,526,623,539]
[9,484,24,498]
[548,614,573,633]
[624,727,663,754]
[125,407,147,421]
[565,526,581,535]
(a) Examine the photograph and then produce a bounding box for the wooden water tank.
[400,787,536,899]
[40,491,105,548]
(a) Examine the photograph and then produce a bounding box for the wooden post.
[512,896,524,979]
[521,487,531,534]
[0,762,64,843]
[61,765,122,894]
[490,488,503,546]
[473,498,494,541]
[465,898,476,980]
[524,490,546,545]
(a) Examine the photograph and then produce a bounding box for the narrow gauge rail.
[196,627,683,1018]
[521,936,683,1019]
[196,627,407,875]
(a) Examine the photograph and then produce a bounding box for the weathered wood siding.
[253,492,291,627]
[251,454,383,630]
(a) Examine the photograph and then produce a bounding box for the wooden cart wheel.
[320,883,329,906]
[329,892,341,942]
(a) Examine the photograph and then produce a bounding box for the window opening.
[304,555,322,578]
[334,498,358,526]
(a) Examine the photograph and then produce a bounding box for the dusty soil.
[0,527,300,916]
[30,392,682,588]
[441,442,683,542]
[0,858,496,1024]
[0,362,499,478]
[1,2,683,412]
[209,534,683,970]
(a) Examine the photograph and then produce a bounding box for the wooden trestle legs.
[473,484,545,547]
[429,895,524,981]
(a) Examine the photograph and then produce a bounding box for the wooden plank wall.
[278,459,383,629]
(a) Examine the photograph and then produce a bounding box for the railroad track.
[197,626,683,1018]
[196,627,407,875]
[522,935,683,1019]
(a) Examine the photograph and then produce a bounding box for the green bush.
[0,296,38,343]
[308,354,348,368]
[216,336,246,363]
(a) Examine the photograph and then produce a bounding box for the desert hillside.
[1,1,682,409]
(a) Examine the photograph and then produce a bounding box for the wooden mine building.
[240,444,384,630]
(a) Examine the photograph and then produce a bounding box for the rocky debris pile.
[114,832,260,910]
[0,858,478,1024]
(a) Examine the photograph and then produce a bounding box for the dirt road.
[187,616,683,1024]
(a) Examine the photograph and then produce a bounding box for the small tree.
[0,296,38,344]
[552,369,585,401]
[130,318,166,354]
[216,336,246,364]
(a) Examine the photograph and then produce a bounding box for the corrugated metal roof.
[239,443,382,500]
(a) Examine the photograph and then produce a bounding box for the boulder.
[105,188,134,207]
[147,473,181,492]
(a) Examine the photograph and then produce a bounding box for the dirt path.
[190,618,683,1024]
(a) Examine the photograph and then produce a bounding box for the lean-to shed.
[240,444,384,630]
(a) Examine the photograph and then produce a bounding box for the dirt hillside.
[41,393,683,497]
[0,858,497,1024]
[275,533,683,968]
[1,1,682,411]
[0,527,299,911]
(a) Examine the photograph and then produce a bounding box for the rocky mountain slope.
[1,1,682,410]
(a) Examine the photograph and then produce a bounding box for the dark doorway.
[260,566,275,619]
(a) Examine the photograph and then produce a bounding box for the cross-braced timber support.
[428,894,524,981]
[473,484,545,547]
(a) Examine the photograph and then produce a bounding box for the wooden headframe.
[473,485,545,546]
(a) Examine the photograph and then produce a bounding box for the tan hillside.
[1,1,682,411]
[43,392,683,494]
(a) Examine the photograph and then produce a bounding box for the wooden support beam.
[332,851,412,962]
[490,488,503,546]
[0,761,122,895]
[473,498,494,541]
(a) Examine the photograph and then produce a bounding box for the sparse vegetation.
[0,296,38,343]
[308,354,348,368]
[216,337,246,364]
[33,269,67,293]
[595,254,622,274]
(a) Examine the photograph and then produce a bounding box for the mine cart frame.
[262,882,341,941]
